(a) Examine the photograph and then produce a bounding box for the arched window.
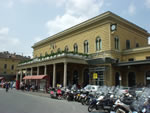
[64,46,69,52]
[45,52,48,56]
[126,40,130,49]
[84,40,89,53]
[57,48,61,53]
[40,53,42,57]
[146,71,150,86]
[51,50,53,54]
[114,36,119,49]
[96,37,102,51]
[74,43,78,53]
[136,43,139,48]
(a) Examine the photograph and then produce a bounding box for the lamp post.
[119,75,122,87]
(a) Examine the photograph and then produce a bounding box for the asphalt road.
[0,88,104,113]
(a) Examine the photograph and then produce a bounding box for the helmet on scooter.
[148,96,150,103]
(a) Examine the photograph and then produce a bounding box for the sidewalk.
[18,90,50,98]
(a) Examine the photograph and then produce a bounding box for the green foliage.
[19,51,89,64]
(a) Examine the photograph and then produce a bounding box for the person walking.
[5,82,9,92]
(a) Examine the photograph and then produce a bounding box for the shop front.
[23,75,48,91]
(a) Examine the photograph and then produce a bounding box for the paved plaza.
[0,88,105,113]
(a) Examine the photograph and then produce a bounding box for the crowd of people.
[0,81,14,92]
[20,82,39,92]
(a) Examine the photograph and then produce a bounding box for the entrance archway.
[73,70,78,85]
[146,71,150,86]
[115,72,120,86]
[128,72,136,87]
[83,69,89,87]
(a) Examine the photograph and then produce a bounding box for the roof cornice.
[123,46,150,55]
[32,11,150,48]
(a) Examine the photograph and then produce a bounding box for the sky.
[0,0,150,57]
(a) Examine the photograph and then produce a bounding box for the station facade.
[17,11,150,89]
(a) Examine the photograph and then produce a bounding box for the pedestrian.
[5,82,9,92]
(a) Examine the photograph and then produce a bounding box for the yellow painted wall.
[33,23,111,58]
[0,58,20,75]
[111,24,148,51]
[123,51,150,61]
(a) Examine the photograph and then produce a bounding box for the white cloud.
[34,36,43,43]
[145,0,150,8]
[20,0,36,3]
[148,37,150,44]
[7,0,14,8]
[46,14,87,36]
[0,36,19,46]
[0,27,9,35]
[46,0,104,36]
[0,0,14,8]
[0,27,21,52]
[128,3,136,15]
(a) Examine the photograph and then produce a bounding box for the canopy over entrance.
[23,75,48,80]
[0,77,4,80]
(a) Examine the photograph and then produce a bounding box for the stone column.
[63,62,67,87]
[20,70,23,83]
[31,68,33,76]
[16,71,19,81]
[53,64,56,88]
[25,69,27,84]
[36,67,39,86]
[44,65,47,75]
[37,66,39,75]
[25,69,27,76]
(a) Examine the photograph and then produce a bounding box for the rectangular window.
[11,65,14,70]
[136,43,139,48]
[126,40,130,49]
[45,52,47,55]
[4,64,7,69]
[116,58,120,63]
[146,56,150,60]
[128,58,134,61]
[114,37,119,50]
[40,53,42,57]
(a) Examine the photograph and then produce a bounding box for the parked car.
[118,87,130,95]
[12,82,16,88]
[135,88,144,96]
[84,85,100,92]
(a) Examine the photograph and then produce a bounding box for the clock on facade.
[111,24,117,31]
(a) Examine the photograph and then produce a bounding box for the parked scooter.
[56,88,62,100]
[50,88,57,98]
[114,93,138,113]
[141,96,150,113]
[88,92,106,112]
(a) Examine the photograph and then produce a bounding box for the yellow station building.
[0,51,29,81]
[17,11,150,88]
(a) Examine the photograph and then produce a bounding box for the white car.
[12,82,16,88]
[84,85,100,92]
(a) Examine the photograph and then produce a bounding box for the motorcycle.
[50,88,57,98]
[88,93,105,112]
[56,88,62,100]
[114,93,138,113]
[141,96,150,113]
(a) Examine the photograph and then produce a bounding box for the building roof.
[0,51,30,61]
[114,60,150,66]
[32,11,150,48]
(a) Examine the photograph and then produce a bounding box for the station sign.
[93,73,98,79]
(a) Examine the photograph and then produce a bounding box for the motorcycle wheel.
[81,99,85,105]
[85,99,90,105]
[115,107,128,113]
[88,105,95,112]
[57,95,62,100]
